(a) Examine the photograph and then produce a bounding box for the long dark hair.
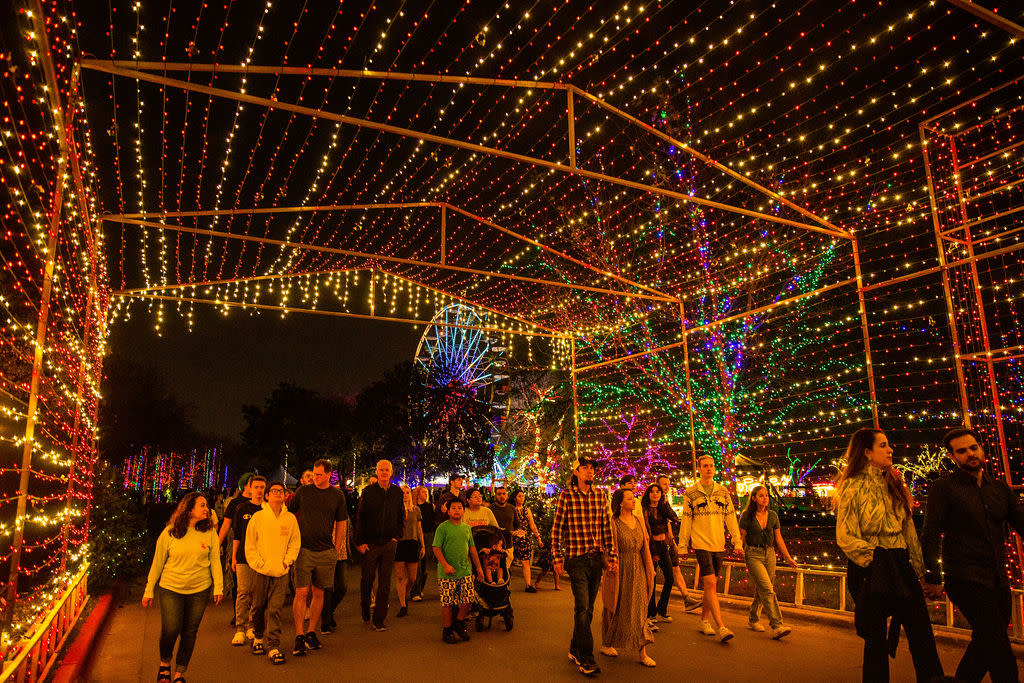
[640,484,662,512]
[168,492,214,539]
[741,484,768,524]
[836,428,913,514]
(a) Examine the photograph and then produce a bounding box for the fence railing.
[679,558,1024,641]
[1,565,89,683]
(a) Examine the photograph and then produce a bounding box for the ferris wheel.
[414,304,509,451]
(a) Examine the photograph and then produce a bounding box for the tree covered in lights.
[595,413,672,486]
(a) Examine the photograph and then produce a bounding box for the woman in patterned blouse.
[834,428,943,683]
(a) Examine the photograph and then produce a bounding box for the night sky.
[108,305,421,439]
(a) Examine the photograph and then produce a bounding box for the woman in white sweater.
[143,492,223,683]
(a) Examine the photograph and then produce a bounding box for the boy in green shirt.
[433,498,485,644]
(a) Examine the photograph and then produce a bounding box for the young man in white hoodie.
[246,481,301,664]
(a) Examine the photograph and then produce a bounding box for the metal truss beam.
[81,60,851,241]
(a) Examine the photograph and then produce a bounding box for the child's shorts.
[438,575,477,607]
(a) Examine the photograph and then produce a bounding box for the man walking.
[289,459,348,656]
[355,459,405,631]
[551,457,617,677]
[436,474,466,525]
[246,481,300,665]
[679,455,743,643]
[922,427,1024,683]
[230,475,266,645]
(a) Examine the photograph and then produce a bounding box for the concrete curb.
[51,592,116,683]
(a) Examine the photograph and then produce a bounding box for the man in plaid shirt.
[552,457,617,677]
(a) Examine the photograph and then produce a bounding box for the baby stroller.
[472,525,514,632]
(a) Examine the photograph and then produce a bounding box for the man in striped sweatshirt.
[679,455,743,643]
[246,481,301,665]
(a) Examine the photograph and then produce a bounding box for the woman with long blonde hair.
[834,428,942,683]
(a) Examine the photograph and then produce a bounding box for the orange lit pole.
[851,238,880,427]
[920,125,974,428]
[948,138,1013,482]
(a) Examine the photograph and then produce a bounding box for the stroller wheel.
[503,608,514,631]
[475,615,485,632]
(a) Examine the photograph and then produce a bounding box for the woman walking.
[739,485,796,639]
[601,488,656,666]
[641,484,674,623]
[395,485,425,617]
[143,492,223,683]
[835,428,943,683]
[410,486,435,601]
[511,490,543,593]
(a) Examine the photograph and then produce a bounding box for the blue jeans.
[565,554,603,667]
[745,545,784,629]
[158,586,211,671]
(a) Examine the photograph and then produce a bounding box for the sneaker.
[525,584,537,593]
[268,649,285,665]
[683,595,703,612]
[658,613,673,623]
[251,638,265,655]
[245,627,255,641]
[453,620,470,641]
[700,620,717,636]
[443,628,460,644]
[771,625,792,640]
[304,631,322,650]
[749,622,766,632]
[410,594,423,602]
[320,622,336,634]
[578,662,601,676]
[719,626,735,643]
[372,623,388,632]
[599,646,618,657]
[231,631,246,646]
[397,606,408,618]
[292,634,307,657]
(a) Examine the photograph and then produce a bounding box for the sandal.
[639,655,657,667]
[172,676,186,683]
[157,665,172,683]
[268,649,286,665]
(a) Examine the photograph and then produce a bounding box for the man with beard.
[551,458,616,677]
[922,427,1024,683]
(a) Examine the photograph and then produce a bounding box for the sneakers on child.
[772,625,792,640]
[231,631,246,646]
[719,626,735,643]
[749,621,766,632]
[453,619,471,641]
[268,649,285,665]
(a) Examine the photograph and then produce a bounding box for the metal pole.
[567,89,576,169]
[851,238,880,427]
[681,303,697,474]
[919,125,973,426]
[571,339,580,460]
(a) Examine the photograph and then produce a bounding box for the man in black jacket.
[356,459,405,631]
[922,427,1024,683]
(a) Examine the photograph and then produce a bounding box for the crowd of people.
[141,426,1023,682]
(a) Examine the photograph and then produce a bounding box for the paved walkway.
[90,565,1016,682]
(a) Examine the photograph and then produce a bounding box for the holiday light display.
[120,446,226,495]
[2,0,1023,653]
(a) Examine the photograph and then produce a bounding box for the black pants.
[851,555,943,683]
[945,579,1018,683]
[157,586,210,671]
[411,530,433,597]
[566,554,603,668]
[647,539,674,618]
[321,561,347,628]
[360,540,397,627]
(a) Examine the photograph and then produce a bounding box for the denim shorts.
[694,549,723,578]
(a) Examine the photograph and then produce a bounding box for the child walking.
[433,498,485,644]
